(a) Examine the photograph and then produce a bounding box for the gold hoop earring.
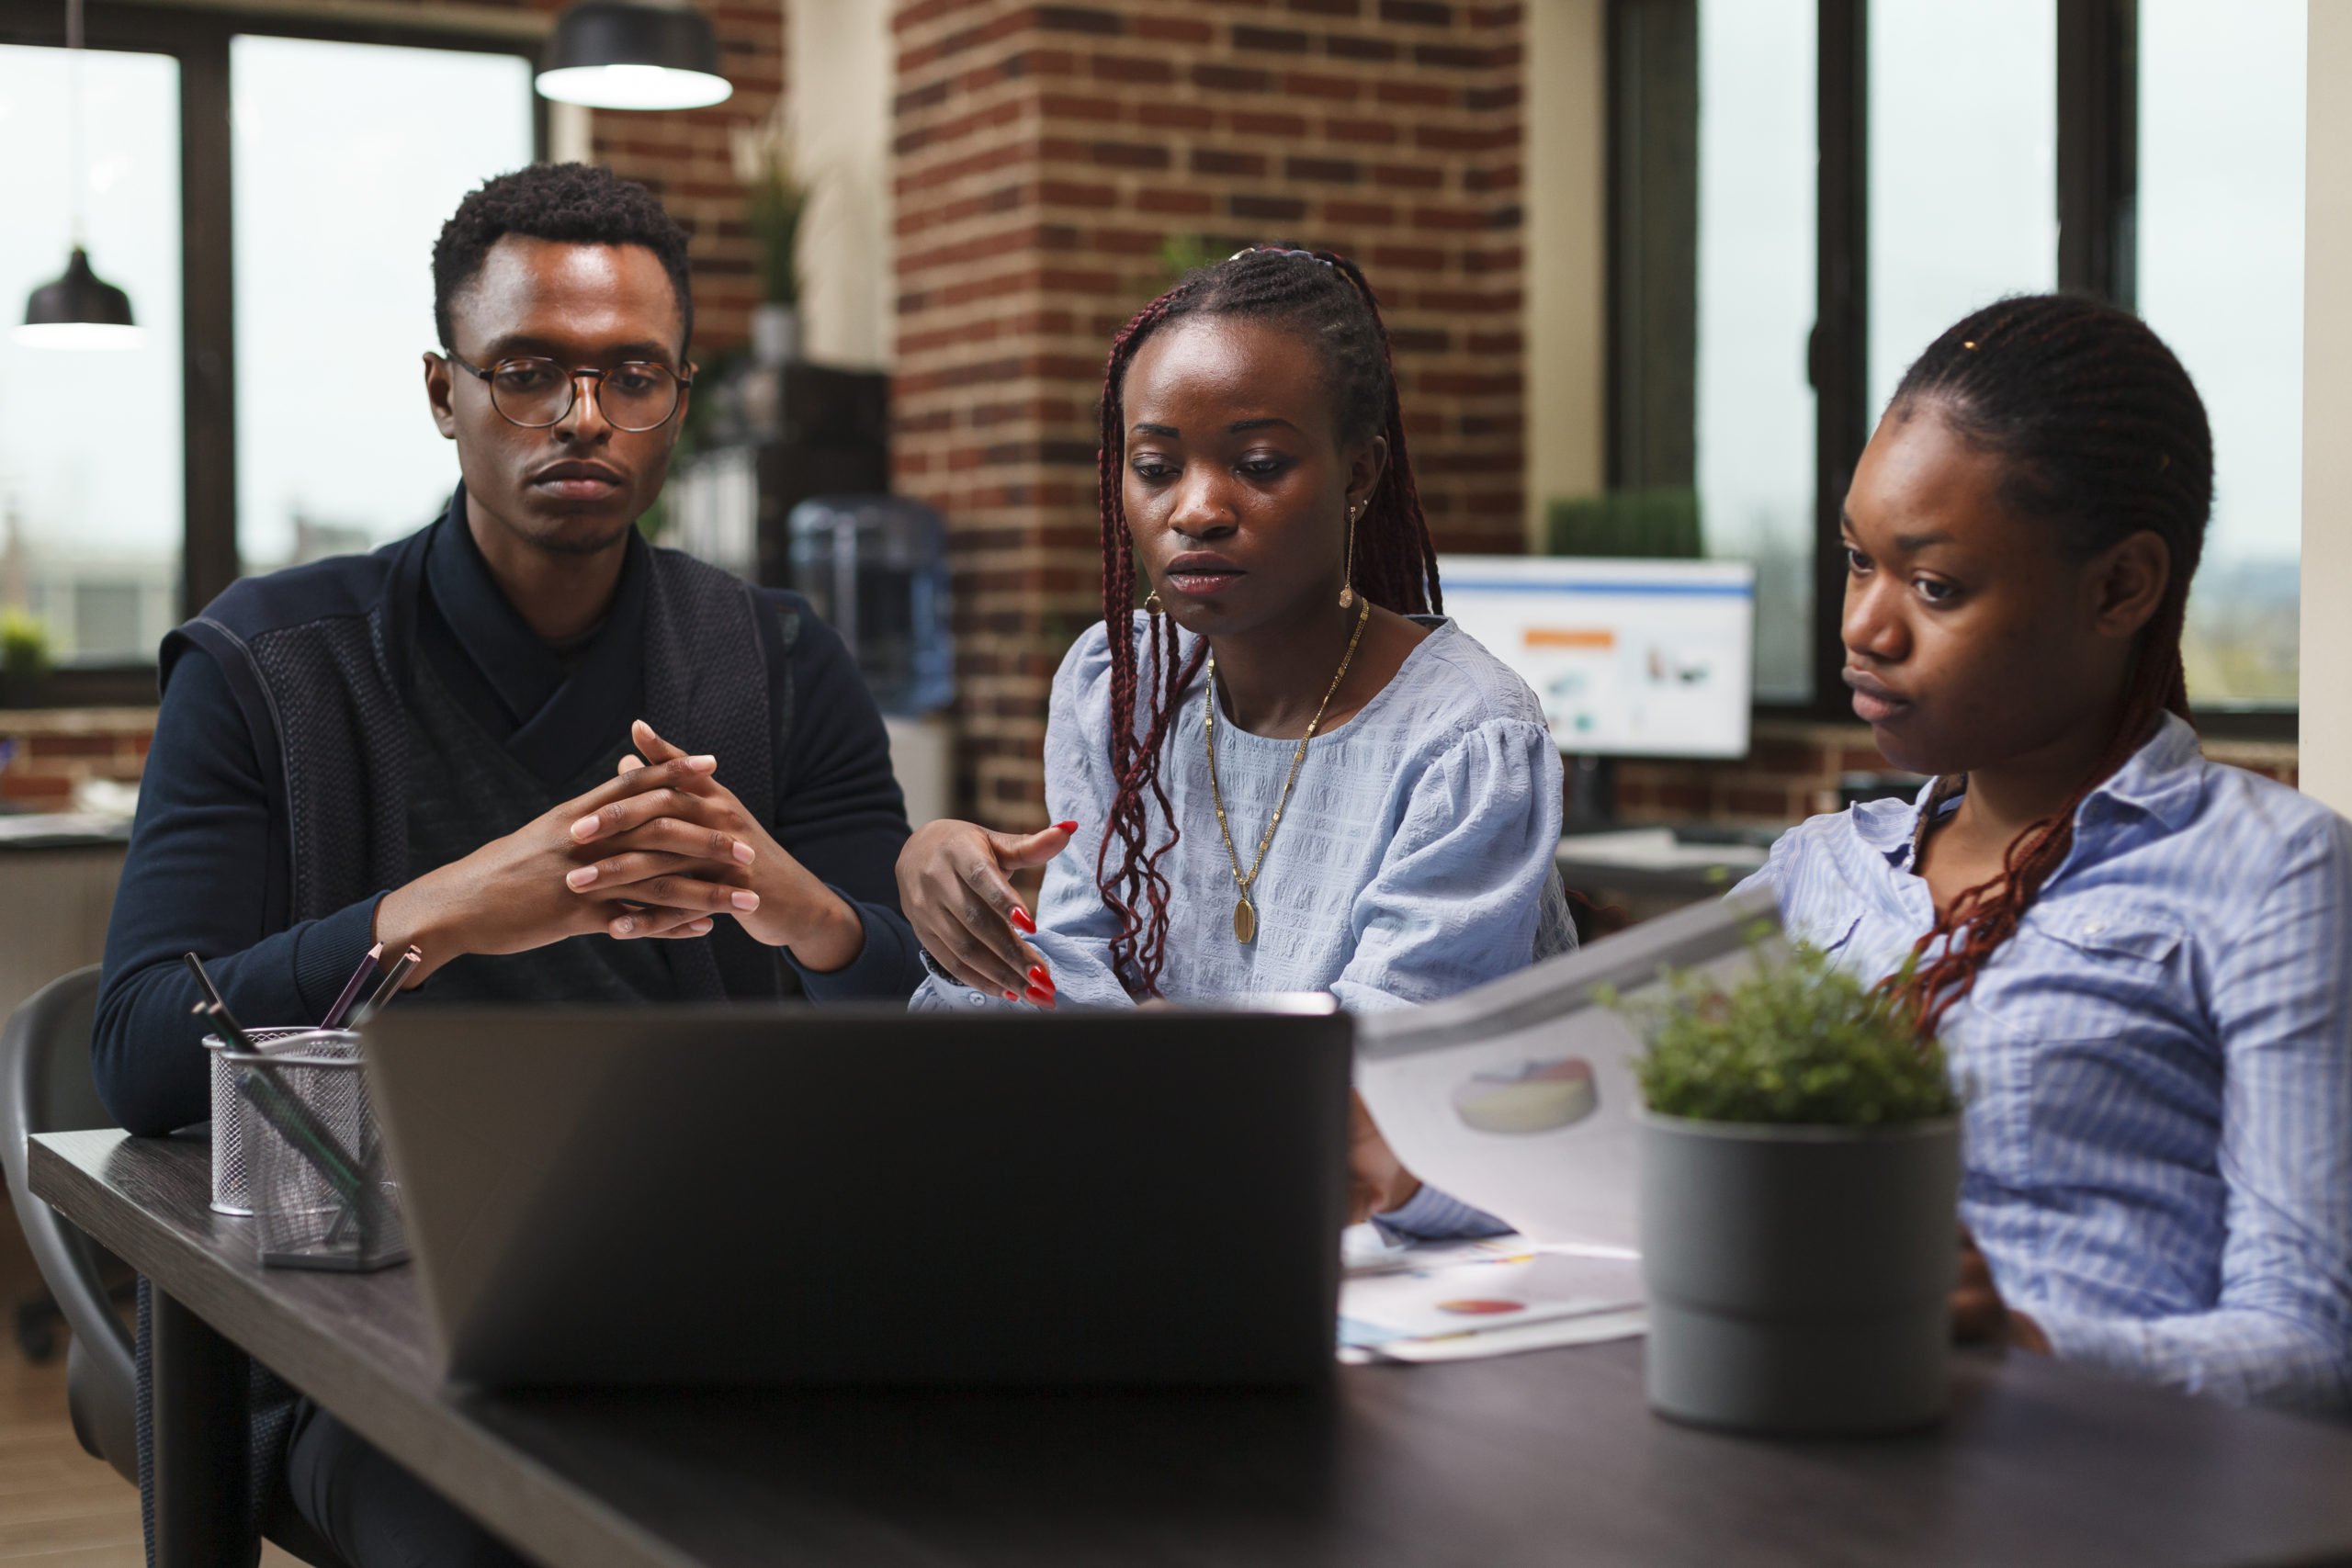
[1339,502,1360,610]
[1145,588,1163,615]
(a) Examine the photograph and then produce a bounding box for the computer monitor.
[1434,556,1756,760]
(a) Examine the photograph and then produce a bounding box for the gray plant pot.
[752,302,800,367]
[1638,1111,1960,1435]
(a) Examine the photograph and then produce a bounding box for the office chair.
[0,965,138,1479]
[1,965,351,1568]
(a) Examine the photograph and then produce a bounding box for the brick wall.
[0,711,154,807]
[576,1,789,355]
[1613,722,2301,828]
[890,0,1525,824]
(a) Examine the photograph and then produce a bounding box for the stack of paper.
[1339,1230,1645,1363]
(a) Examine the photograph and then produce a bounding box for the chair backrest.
[0,965,137,1480]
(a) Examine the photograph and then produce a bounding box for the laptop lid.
[364,1002,1351,1388]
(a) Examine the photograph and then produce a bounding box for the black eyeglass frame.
[439,349,695,433]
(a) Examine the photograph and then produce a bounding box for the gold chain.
[1204,595,1372,943]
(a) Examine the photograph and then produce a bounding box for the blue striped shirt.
[1736,714,2352,1411]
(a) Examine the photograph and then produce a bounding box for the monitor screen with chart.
[1434,557,1756,760]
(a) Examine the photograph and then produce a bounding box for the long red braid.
[1875,295,2212,1040]
[1092,246,1440,998]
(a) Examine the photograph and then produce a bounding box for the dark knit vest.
[136,513,796,1560]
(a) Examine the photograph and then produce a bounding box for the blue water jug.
[786,495,954,716]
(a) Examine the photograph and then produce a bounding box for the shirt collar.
[2086,710,2206,831]
[1853,709,2207,866]
[424,483,649,730]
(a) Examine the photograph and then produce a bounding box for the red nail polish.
[1003,990,1020,1002]
[1025,987,1057,1009]
[1010,907,1037,935]
[1028,965,1055,992]
[1055,820,1079,834]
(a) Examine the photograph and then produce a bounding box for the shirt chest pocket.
[1984,903,2188,1038]
[1961,903,2203,1193]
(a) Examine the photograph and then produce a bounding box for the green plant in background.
[1625,943,1960,1127]
[733,107,808,308]
[1157,232,1221,288]
[0,608,52,679]
[745,163,809,308]
[1546,487,1704,558]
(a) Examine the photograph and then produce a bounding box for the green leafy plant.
[1626,944,1959,1127]
[0,608,51,679]
[1157,232,1221,287]
[1545,487,1704,558]
[733,107,808,308]
[745,165,808,309]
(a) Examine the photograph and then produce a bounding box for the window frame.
[0,0,547,709]
[1608,0,2296,742]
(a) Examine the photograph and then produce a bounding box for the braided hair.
[1092,246,1440,998]
[1878,294,2213,1039]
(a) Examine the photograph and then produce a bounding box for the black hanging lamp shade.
[537,1,732,111]
[17,245,142,351]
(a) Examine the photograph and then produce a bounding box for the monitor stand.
[1564,754,1617,830]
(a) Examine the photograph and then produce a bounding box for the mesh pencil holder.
[226,1039,408,1273]
[206,1027,358,1215]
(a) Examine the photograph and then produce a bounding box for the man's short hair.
[432,162,695,356]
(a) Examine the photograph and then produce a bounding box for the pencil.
[198,999,256,1055]
[321,942,385,1030]
[182,952,235,1031]
[347,945,422,1029]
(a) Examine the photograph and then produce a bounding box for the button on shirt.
[1736,714,2352,1411]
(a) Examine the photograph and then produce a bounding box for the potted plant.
[0,608,52,708]
[1629,944,1961,1435]
[734,111,808,367]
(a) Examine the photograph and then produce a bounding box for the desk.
[33,1127,2352,1568]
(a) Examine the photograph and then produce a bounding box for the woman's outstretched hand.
[896,818,1076,1004]
[1348,1090,1424,1224]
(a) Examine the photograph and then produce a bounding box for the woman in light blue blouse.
[1740,295,2352,1412]
[896,247,1573,1238]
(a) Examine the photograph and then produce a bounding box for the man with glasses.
[92,163,923,1567]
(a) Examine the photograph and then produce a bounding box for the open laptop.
[363,1001,1351,1390]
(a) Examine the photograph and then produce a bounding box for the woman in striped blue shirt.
[1738,295,2352,1411]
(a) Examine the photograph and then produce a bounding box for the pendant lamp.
[17,0,142,350]
[537,0,733,112]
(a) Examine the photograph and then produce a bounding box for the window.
[1865,0,2056,414]
[0,43,183,664]
[1695,0,1815,702]
[232,37,535,570]
[2138,0,2305,708]
[1608,1,2300,727]
[0,6,539,702]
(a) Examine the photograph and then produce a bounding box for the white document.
[1340,1244,1641,1344]
[1353,888,1783,1249]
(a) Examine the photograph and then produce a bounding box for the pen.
[197,998,256,1055]
[183,952,242,1034]
[346,945,422,1029]
[321,942,385,1030]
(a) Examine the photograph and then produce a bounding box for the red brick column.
[557,1,789,355]
[892,0,1525,824]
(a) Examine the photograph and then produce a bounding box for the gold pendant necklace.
[1204,596,1372,945]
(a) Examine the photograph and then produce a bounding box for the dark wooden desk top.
[33,1128,2352,1568]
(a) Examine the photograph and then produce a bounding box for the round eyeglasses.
[441,352,693,433]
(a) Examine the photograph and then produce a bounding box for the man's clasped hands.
[369,719,865,986]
